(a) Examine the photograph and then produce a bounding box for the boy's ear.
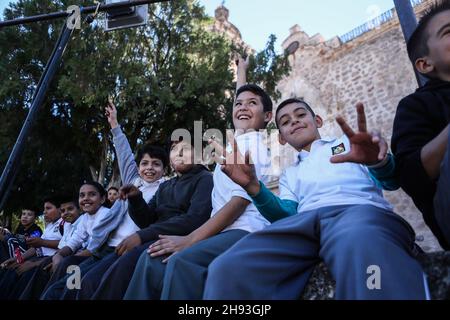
[415,56,435,76]
[264,111,273,123]
[278,132,287,146]
[314,115,324,128]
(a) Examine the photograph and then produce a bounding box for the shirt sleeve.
[111,127,140,185]
[368,153,400,191]
[251,181,298,223]
[65,216,88,253]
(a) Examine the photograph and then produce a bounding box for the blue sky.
[1,0,399,50]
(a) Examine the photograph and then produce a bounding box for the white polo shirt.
[211,131,271,233]
[65,206,110,253]
[58,217,83,250]
[107,177,165,247]
[279,136,392,213]
[41,218,63,257]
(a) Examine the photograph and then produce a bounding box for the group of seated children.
[0,0,449,300]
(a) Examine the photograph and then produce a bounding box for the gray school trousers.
[204,205,427,300]
[434,127,450,245]
[124,229,249,300]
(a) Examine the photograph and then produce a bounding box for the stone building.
[211,0,442,252]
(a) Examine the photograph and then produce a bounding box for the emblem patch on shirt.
[331,143,346,155]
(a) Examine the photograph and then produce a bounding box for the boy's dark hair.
[81,181,107,198]
[60,194,80,209]
[21,207,40,217]
[236,84,273,113]
[107,186,119,193]
[136,144,169,169]
[43,196,63,208]
[275,98,316,128]
[407,0,450,71]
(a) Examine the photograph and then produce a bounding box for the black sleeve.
[391,96,436,201]
[128,191,159,229]
[137,173,213,243]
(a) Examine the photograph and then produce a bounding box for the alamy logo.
[66,265,81,290]
[366,265,381,290]
[66,5,81,30]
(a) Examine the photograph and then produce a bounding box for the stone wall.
[212,1,442,252]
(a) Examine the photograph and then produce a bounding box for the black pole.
[0,12,77,211]
[0,0,169,28]
[393,0,427,87]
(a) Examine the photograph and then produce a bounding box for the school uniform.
[40,207,110,300]
[18,217,84,300]
[78,165,213,300]
[0,218,63,299]
[204,136,427,300]
[124,132,272,300]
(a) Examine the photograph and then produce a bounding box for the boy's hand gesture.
[119,185,142,200]
[105,101,119,129]
[209,131,260,196]
[331,103,388,166]
[236,54,250,71]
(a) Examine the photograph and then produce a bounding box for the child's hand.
[115,233,142,256]
[147,234,193,263]
[105,101,119,129]
[1,257,18,270]
[331,103,388,166]
[236,54,250,71]
[119,185,142,200]
[211,131,260,196]
[51,254,63,273]
[26,237,43,248]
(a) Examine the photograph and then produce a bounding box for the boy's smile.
[277,102,323,152]
[139,154,164,183]
[233,91,271,132]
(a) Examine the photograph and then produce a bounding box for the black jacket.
[392,79,450,249]
[128,165,213,243]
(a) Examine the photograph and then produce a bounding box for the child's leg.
[19,256,53,300]
[161,229,249,300]
[40,255,90,300]
[90,242,152,300]
[204,211,323,300]
[74,253,119,300]
[123,250,167,300]
[320,205,427,300]
[434,128,450,246]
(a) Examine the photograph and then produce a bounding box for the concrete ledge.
[301,251,450,300]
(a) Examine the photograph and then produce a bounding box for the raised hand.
[119,184,142,200]
[330,103,388,166]
[105,101,119,129]
[209,131,260,196]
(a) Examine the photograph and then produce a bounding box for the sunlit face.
[79,184,105,215]
[423,10,450,79]
[20,210,36,228]
[138,154,164,183]
[60,202,80,224]
[276,102,322,152]
[43,202,60,223]
[233,91,272,132]
[170,141,195,174]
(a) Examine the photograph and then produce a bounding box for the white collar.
[297,137,338,163]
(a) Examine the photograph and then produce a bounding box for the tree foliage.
[0,0,290,216]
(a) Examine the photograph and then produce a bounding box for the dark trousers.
[204,205,427,300]
[40,255,91,300]
[88,242,152,300]
[434,128,450,246]
[18,256,52,300]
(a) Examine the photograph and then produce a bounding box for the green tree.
[0,0,290,218]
